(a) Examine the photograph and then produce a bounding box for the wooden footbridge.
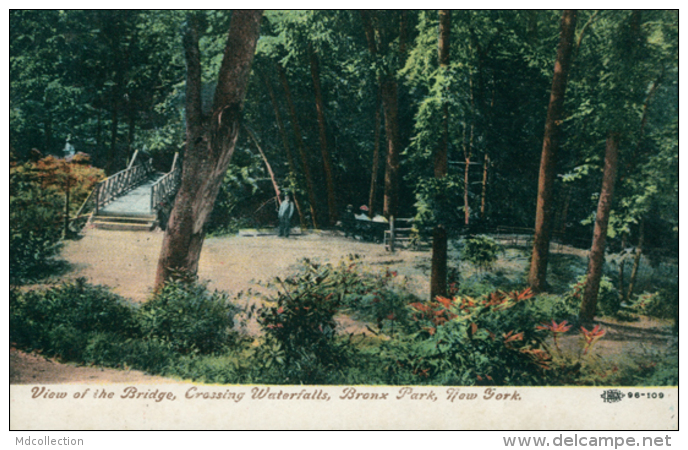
[73,151,181,231]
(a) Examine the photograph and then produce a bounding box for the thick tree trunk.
[309,43,338,226]
[580,132,620,322]
[626,219,644,301]
[528,10,577,292]
[368,89,382,218]
[277,63,319,229]
[155,10,262,289]
[262,71,307,229]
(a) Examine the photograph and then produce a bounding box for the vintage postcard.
[8,8,678,432]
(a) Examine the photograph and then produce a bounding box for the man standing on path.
[278,192,295,238]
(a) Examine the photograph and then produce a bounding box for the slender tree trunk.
[96,110,103,157]
[244,126,281,205]
[155,10,262,289]
[618,233,627,303]
[528,10,577,292]
[107,107,119,174]
[127,113,135,164]
[262,71,306,230]
[580,132,620,322]
[308,43,338,226]
[430,9,451,301]
[480,153,489,220]
[277,64,319,228]
[360,11,401,220]
[368,89,382,218]
[44,108,53,154]
[380,77,400,219]
[626,219,644,301]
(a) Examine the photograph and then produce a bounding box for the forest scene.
[10,10,678,387]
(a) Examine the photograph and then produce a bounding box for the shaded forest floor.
[11,228,676,384]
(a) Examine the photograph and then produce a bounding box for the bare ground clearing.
[11,228,674,384]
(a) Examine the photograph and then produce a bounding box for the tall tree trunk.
[308,43,338,226]
[480,153,489,220]
[277,64,319,229]
[155,10,262,289]
[262,71,306,230]
[360,11,401,220]
[368,89,382,218]
[127,113,135,164]
[430,9,451,301]
[617,233,627,303]
[580,132,620,322]
[626,219,644,301]
[107,107,119,174]
[96,110,103,158]
[44,108,53,154]
[528,10,577,292]
[380,77,400,219]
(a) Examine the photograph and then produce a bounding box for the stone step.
[92,220,156,232]
[93,214,157,223]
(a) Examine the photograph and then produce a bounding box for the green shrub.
[460,235,503,271]
[10,158,104,284]
[631,288,679,321]
[256,260,357,384]
[10,179,64,284]
[10,279,138,353]
[83,334,177,374]
[137,280,239,355]
[565,275,619,316]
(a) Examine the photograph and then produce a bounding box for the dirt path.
[61,228,430,302]
[10,347,183,384]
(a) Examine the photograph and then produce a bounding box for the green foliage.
[10,157,104,284]
[10,165,64,284]
[459,235,503,271]
[206,148,265,235]
[412,176,464,238]
[630,288,678,321]
[565,275,619,317]
[254,259,357,384]
[138,280,239,355]
[10,279,138,359]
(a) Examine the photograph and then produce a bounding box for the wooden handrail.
[150,153,181,211]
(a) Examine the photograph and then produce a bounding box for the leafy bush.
[10,157,104,284]
[630,288,679,322]
[83,334,177,374]
[255,260,358,384]
[460,235,503,271]
[565,275,619,316]
[10,169,64,284]
[138,280,239,355]
[10,279,138,353]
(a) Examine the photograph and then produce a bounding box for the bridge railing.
[94,159,153,214]
[150,152,181,212]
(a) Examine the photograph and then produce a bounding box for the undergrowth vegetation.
[10,252,677,386]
